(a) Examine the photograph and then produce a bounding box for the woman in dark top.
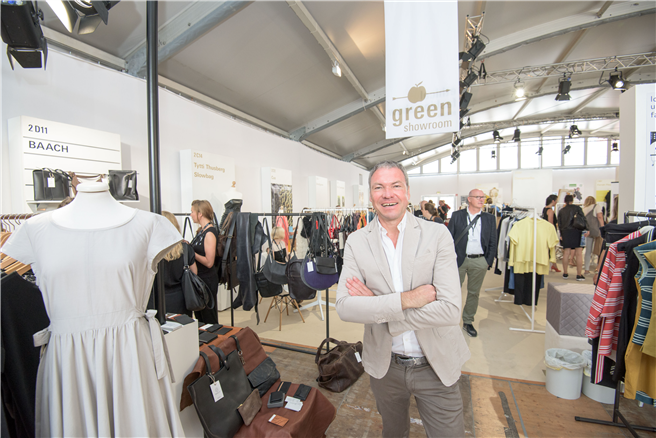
[542,194,560,272]
[557,194,585,281]
[160,212,198,316]
[423,203,444,224]
[190,200,219,324]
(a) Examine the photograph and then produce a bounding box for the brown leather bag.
[315,337,364,393]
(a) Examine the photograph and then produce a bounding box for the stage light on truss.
[452,133,462,147]
[563,144,571,154]
[611,142,619,152]
[46,0,119,35]
[460,91,472,111]
[491,150,496,159]
[1,1,48,69]
[493,130,503,143]
[536,146,543,155]
[332,60,341,77]
[459,36,486,62]
[460,70,478,89]
[512,128,521,142]
[569,125,582,138]
[608,68,626,91]
[555,76,571,101]
[514,80,526,101]
[450,149,460,164]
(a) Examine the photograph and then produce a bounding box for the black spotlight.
[48,0,119,35]
[459,36,486,62]
[556,76,571,101]
[460,70,478,89]
[512,128,521,142]
[1,1,48,69]
[466,117,471,127]
[608,68,627,91]
[611,142,619,152]
[460,91,472,111]
[452,133,462,147]
[563,144,571,154]
[569,125,582,138]
[450,149,460,164]
[491,150,496,159]
[493,130,503,143]
[536,146,543,155]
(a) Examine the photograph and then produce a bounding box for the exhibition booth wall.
[1,50,369,214]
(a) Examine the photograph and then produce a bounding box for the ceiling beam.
[480,2,655,59]
[125,1,252,77]
[286,0,368,100]
[596,1,614,19]
[342,137,409,162]
[590,120,619,134]
[41,26,127,70]
[288,87,385,141]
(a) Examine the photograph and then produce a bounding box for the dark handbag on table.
[229,334,280,397]
[181,244,215,312]
[187,345,252,438]
[261,218,288,285]
[108,170,138,201]
[571,207,588,231]
[32,168,71,201]
[315,337,365,393]
[286,218,317,301]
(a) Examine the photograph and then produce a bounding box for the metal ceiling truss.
[463,13,485,53]
[125,1,252,78]
[472,52,656,86]
[392,112,619,168]
[342,137,408,163]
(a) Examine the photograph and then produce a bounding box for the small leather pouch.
[314,256,337,275]
[247,357,281,397]
[237,389,262,427]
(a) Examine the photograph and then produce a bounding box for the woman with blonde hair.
[582,195,604,275]
[190,200,219,323]
[160,211,198,316]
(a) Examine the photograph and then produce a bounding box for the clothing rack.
[574,210,656,436]
[488,207,544,334]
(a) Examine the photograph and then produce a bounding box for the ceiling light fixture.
[569,125,582,138]
[512,128,521,142]
[1,1,48,69]
[563,144,571,154]
[450,149,460,164]
[611,142,619,152]
[466,117,471,127]
[491,150,496,159]
[382,124,386,132]
[555,75,571,101]
[460,70,478,89]
[452,133,462,147]
[459,36,486,62]
[493,130,503,143]
[536,146,543,155]
[46,0,118,35]
[513,80,526,101]
[608,68,626,91]
[332,60,341,77]
[460,91,472,111]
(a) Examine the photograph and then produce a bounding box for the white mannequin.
[51,182,136,230]
[224,181,243,201]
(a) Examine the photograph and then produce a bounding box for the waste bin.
[545,348,586,400]
[581,350,616,403]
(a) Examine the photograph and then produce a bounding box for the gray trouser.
[584,236,595,270]
[458,256,489,325]
[369,358,465,438]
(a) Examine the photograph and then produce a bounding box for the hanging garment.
[507,217,559,275]
[219,199,243,229]
[1,211,185,437]
[624,245,656,403]
[586,230,641,384]
[234,213,258,314]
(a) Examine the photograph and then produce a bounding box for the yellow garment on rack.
[507,217,559,275]
[640,250,656,358]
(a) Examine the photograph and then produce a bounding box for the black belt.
[391,353,428,367]
[467,254,484,258]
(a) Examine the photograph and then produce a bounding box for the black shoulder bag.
[286,217,317,301]
[454,214,480,246]
[181,244,214,312]
[262,218,288,285]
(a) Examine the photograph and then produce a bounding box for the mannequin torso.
[224,187,243,201]
[51,182,135,230]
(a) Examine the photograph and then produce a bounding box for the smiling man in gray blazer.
[336,160,470,438]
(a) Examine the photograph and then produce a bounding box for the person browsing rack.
[190,200,219,323]
[542,194,561,273]
[447,189,497,338]
[557,194,586,281]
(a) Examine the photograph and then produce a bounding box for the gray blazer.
[335,213,470,387]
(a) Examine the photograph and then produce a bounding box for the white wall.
[1,51,368,214]
[409,167,617,207]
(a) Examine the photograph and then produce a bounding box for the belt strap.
[145,309,175,382]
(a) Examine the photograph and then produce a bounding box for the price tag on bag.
[210,380,224,402]
[47,177,56,188]
[307,261,314,272]
[354,352,362,363]
[127,179,133,188]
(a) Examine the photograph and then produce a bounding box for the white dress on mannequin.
[3,183,186,437]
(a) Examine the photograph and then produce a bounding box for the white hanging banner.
[384,1,459,139]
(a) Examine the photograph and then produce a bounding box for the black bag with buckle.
[286,218,317,301]
[32,168,71,201]
[262,218,288,285]
[108,170,138,201]
[187,345,252,438]
[181,244,215,312]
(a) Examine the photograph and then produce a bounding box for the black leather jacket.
[557,204,583,231]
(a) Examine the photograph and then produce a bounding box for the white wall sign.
[384,1,459,139]
[180,150,235,220]
[331,180,346,207]
[511,169,553,212]
[353,184,367,208]
[261,167,293,214]
[7,116,122,212]
[308,176,330,209]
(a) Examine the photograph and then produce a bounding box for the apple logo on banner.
[408,82,426,103]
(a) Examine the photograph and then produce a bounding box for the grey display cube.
[546,283,595,337]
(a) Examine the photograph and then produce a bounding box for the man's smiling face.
[370,167,410,226]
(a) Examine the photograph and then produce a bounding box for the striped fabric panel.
[631,242,656,345]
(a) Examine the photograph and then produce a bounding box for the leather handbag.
[315,337,365,393]
[108,170,138,201]
[328,214,340,239]
[261,219,288,285]
[301,214,339,290]
[32,168,71,201]
[301,255,339,290]
[188,345,252,438]
[286,218,317,301]
[181,244,215,312]
[228,334,280,397]
[237,389,261,427]
[254,237,282,298]
[571,207,588,231]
